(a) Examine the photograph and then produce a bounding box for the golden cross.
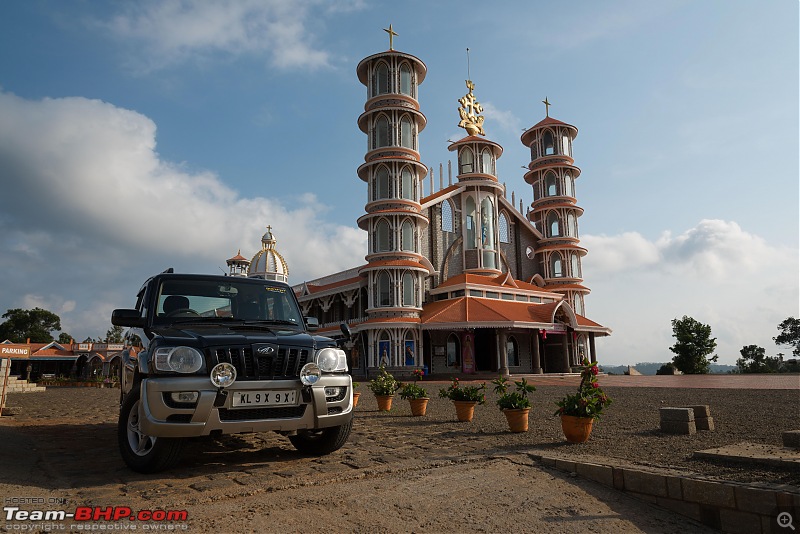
[267,225,272,234]
[542,97,551,117]
[384,24,398,50]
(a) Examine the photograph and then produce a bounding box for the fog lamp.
[300,363,321,385]
[170,391,199,403]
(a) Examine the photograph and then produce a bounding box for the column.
[531,334,542,374]
[561,335,570,373]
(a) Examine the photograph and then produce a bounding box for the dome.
[247,226,289,283]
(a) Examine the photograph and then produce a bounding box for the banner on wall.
[404,341,415,366]
[462,332,475,374]
[378,340,390,367]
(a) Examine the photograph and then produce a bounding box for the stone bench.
[660,405,714,435]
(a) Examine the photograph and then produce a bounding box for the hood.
[148,324,327,349]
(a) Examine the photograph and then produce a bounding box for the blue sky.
[0,0,797,366]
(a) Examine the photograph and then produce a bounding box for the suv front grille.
[218,405,306,421]
[212,346,310,380]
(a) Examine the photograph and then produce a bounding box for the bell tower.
[355,26,429,368]
[521,99,589,316]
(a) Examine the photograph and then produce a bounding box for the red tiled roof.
[530,116,574,129]
[421,298,561,325]
[305,275,363,294]
[359,259,429,271]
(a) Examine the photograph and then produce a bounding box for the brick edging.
[529,453,800,534]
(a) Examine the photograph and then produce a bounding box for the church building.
[230,29,610,377]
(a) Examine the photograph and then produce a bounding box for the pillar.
[561,335,570,373]
[498,331,509,376]
[531,333,542,374]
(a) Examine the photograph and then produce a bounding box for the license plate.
[231,390,297,407]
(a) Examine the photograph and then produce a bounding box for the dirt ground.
[1,384,795,533]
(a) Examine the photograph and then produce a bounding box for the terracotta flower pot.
[453,400,477,422]
[503,408,530,432]
[352,391,361,407]
[561,414,594,443]
[375,394,394,412]
[408,397,429,416]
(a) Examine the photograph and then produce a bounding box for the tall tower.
[355,26,430,368]
[447,79,504,275]
[521,100,589,317]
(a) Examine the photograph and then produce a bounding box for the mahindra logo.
[254,344,276,355]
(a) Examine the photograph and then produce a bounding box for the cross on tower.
[542,97,551,117]
[383,24,398,50]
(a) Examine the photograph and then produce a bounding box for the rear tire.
[289,418,353,455]
[118,385,183,473]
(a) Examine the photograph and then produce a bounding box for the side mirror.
[112,309,145,328]
[304,316,319,331]
[340,323,352,339]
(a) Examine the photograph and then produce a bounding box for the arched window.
[481,148,494,175]
[377,272,391,307]
[465,196,477,248]
[567,213,578,237]
[375,116,390,148]
[446,333,460,368]
[498,212,510,243]
[401,220,414,251]
[377,330,391,366]
[400,167,414,200]
[507,336,519,367]
[400,116,413,148]
[481,196,497,269]
[402,272,415,306]
[441,200,454,232]
[375,166,390,200]
[563,173,574,197]
[547,211,560,237]
[374,62,389,95]
[543,130,555,156]
[403,331,416,366]
[545,172,558,196]
[376,220,390,251]
[550,253,563,277]
[562,132,571,156]
[571,253,581,278]
[399,63,412,96]
[459,147,474,174]
[573,294,584,316]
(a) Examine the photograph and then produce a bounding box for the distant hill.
[600,362,737,375]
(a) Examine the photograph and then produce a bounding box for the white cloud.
[98,0,337,72]
[481,102,523,136]
[0,90,366,340]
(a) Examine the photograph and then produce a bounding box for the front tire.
[118,385,183,473]
[288,418,353,455]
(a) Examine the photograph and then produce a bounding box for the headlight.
[154,347,204,373]
[300,363,321,385]
[315,347,348,372]
[210,362,237,388]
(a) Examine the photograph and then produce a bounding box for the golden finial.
[458,79,485,136]
[542,97,551,117]
[383,24,398,50]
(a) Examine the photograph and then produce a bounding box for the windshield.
[152,278,303,327]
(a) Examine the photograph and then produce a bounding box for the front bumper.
[138,375,353,438]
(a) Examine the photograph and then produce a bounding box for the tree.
[736,345,781,373]
[669,316,718,374]
[105,325,124,343]
[0,308,62,343]
[774,317,800,358]
[57,332,73,345]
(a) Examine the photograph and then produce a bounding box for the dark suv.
[112,271,353,473]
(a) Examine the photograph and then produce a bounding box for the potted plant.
[369,366,400,411]
[554,357,612,443]
[492,375,536,432]
[352,382,361,408]
[438,377,486,422]
[399,369,428,416]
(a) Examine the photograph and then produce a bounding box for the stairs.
[3,375,47,393]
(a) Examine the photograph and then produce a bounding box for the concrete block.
[554,459,577,473]
[695,417,715,431]
[575,462,614,487]
[682,478,736,508]
[665,476,683,499]
[734,485,777,515]
[686,404,711,418]
[783,430,800,449]
[622,469,668,497]
[660,420,697,435]
[612,467,625,490]
[660,407,695,422]
[655,497,701,522]
[718,508,762,534]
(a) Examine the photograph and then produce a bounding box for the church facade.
[231,34,610,377]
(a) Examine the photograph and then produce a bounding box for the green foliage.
[669,316,718,374]
[656,362,677,375]
[57,332,73,345]
[492,375,536,410]
[438,378,486,404]
[736,345,796,373]
[368,366,400,396]
[399,382,428,400]
[774,317,800,358]
[105,325,124,343]
[0,308,62,343]
[555,358,612,420]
